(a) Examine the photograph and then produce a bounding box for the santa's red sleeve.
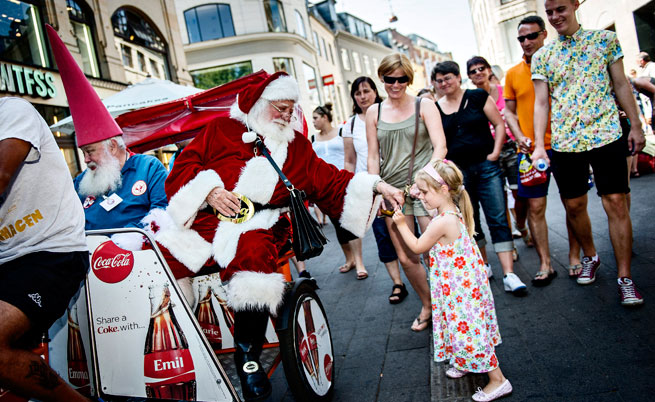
[296,137,382,238]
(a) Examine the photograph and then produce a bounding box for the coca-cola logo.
[91,241,134,283]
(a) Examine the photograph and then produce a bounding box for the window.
[149,59,163,78]
[112,8,165,52]
[340,48,350,70]
[302,62,321,106]
[372,57,379,70]
[312,31,321,56]
[321,38,327,60]
[264,0,286,33]
[67,0,100,77]
[294,10,305,38]
[121,43,133,68]
[0,0,50,68]
[363,54,371,75]
[111,8,170,79]
[136,51,146,72]
[352,51,362,73]
[273,57,295,77]
[191,61,253,89]
[328,44,334,64]
[184,3,235,44]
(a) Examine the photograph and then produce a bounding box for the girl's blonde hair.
[415,159,475,236]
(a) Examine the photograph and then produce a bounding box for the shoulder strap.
[256,137,293,190]
[350,115,356,132]
[406,97,421,187]
[377,102,382,123]
[338,127,343,137]
[311,135,315,143]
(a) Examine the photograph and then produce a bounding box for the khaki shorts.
[403,195,429,217]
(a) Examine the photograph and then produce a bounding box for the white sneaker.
[485,264,493,278]
[503,273,527,294]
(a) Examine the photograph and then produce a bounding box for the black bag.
[256,138,327,261]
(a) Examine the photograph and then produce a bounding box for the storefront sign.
[308,78,316,90]
[322,74,334,86]
[0,62,57,99]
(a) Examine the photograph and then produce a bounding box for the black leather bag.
[256,138,327,261]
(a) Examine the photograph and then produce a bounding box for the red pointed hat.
[45,25,122,147]
[236,71,299,114]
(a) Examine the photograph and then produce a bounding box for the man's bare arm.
[0,138,31,195]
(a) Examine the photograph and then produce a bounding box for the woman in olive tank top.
[366,54,448,332]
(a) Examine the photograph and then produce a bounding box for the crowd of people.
[0,0,650,401]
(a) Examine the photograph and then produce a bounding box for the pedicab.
[0,71,334,402]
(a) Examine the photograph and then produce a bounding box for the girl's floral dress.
[429,210,501,373]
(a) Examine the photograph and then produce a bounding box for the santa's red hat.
[45,25,122,147]
[235,71,299,115]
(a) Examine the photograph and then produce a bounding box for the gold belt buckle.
[214,192,255,224]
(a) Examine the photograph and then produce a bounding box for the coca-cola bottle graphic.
[296,322,315,379]
[303,300,321,385]
[144,284,196,400]
[67,305,90,396]
[195,285,222,352]
[212,288,235,336]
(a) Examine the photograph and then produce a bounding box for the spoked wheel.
[277,280,334,402]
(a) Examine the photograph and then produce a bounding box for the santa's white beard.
[78,154,123,197]
[249,102,295,143]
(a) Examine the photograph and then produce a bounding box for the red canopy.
[116,70,309,154]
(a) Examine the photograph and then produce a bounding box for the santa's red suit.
[154,72,381,315]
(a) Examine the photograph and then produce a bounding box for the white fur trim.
[226,271,287,314]
[140,208,174,236]
[212,209,282,267]
[233,139,287,204]
[156,228,212,273]
[230,98,247,125]
[111,232,145,251]
[167,170,223,227]
[242,131,257,143]
[339,173,383,237]
[261,75,299,103]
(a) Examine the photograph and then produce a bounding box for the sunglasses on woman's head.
[467,66,486,75]
[382,75,409,84]
[517,31,543,43]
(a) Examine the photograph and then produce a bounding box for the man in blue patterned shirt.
[531,0,646,306]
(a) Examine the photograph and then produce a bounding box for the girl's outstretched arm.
[392,208,445,254]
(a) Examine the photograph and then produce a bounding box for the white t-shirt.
[638,61,655,78]
[312,134,345,170]
[0,97,87,264]
[340,114,368,173]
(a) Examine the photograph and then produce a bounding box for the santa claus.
[153,71,403,400]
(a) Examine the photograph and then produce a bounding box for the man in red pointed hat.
[155,71,404,400]
[0,98,89,401]
[45,25,169,247]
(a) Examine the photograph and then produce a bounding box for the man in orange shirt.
[504,15,582,285]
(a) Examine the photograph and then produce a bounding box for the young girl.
[392,159,512,402]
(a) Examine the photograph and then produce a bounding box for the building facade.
[468,0,655,75]
[174,0,324,120]
[0,0,192,175]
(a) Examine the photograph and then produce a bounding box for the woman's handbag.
[256,138,327,261]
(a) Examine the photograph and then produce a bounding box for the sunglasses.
[467,66,486,75]
[517,30,543,43]
[382,75,409,84]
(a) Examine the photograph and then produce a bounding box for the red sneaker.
[577,256,600,285]
[618,277,644,306]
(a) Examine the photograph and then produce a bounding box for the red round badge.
[83,196,96,209]
[132,180,147,196]
[91,241,134,283]
[323,354,333,382]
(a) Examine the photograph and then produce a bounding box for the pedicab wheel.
[278,280,334,402]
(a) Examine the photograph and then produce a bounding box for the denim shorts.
[372,217,398,263]
[460,159,514,253]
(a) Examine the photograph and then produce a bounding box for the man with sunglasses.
[504,15,580,286]
[531,0,646,306]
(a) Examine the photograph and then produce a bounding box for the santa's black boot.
[233,309,272,401]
